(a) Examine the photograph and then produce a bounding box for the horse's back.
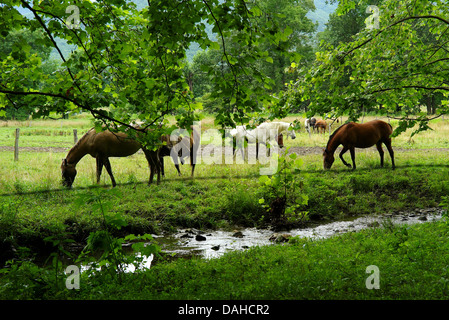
[345,120,392,147]
[87,130,142,157]
[359,120,392,136]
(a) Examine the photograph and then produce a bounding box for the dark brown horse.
[323,120,395,170]
[164,125,200,177]
[61,128,173,188]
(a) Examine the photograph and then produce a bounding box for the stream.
[131,207,444,271]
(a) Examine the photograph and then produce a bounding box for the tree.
[253,0,317,92]
[317,0,385,48]
[188,0,317,100]
[0,0,293,145]
[0,28,57,119]
[287,0,449,136]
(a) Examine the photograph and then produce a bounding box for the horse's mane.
[66,128,95,157]
[325,122,352,150]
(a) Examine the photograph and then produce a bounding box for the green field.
[1,115,449,299]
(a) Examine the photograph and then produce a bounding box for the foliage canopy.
[0,0,303,143]
[287,0,449,136]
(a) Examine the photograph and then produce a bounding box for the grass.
[108,220,449,300]
[1,114,449,299]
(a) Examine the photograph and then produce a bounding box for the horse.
[161,125,200,177]
[231,121,296,160]
[315,119,327,134]
[323,120,395,170]
[305,117,316,134]
[61,128,173,188]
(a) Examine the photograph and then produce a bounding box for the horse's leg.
[349,147,356,170]
[103,158,117,187]
[96,157,104,184]
[143,148,156,184]
[148,159,155,184]
[190,142,196,177]
[155,150,161,184]
[256,141,259,161]
[160,155,165,177]
[149,151,161,184]
[173,145,182,176]
[384,138,395,170]
[339,146,352,168]
[376,141,385,167]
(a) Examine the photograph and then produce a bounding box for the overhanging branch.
[343,15,449,59]
[0,89,144,132]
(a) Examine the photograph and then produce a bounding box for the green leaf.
[259,175,271,186]
[105,213,128,230]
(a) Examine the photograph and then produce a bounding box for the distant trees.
[287,0,449,136]
[185,0,318,115]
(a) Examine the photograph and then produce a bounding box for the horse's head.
[323,149,334,170]
[61,159,77,188]
[288,123,296,139]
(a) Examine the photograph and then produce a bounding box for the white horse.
[305,117,316,134]
[230,122,296,160]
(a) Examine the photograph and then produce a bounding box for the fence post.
[73,129,78,144]
[14,128,20,162]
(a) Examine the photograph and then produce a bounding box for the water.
[149,208,443,263]
[32,210,444,273]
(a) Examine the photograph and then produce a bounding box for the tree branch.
[0,89,145,133]
[343,15,449,59]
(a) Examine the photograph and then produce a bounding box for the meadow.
[1,114,449,299]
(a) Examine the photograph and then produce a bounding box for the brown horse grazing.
[61,128,172,188]
[323,120,395,170]
[315,119,328,134]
